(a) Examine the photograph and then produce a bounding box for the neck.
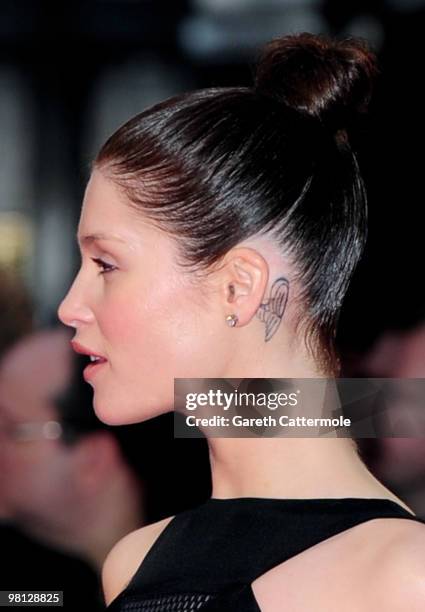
[208,435,416,518]
[208,342,413,514]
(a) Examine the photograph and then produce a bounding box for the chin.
[92,392,171,426]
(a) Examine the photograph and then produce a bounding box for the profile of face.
[0,329,76,525]
[58,170,241,426]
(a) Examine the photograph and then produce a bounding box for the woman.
[58,32,425,611]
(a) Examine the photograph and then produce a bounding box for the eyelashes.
[91,257,117,275]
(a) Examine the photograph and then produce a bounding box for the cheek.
[97,277,225,378]
[89,272,232,426]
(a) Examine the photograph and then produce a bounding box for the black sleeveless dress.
[107,497,425,611]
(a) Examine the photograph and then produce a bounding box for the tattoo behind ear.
[256,277,289,342]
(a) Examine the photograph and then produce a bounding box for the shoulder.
[252,516,425,611]
[101,514,175,607]
[368,520,425,611]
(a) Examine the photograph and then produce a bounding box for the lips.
[82,359,107,383]
[70,340,107,362]
[70,340,108,383]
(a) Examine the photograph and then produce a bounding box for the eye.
[91,257,116,275]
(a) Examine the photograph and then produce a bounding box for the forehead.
[78,170,183,268]
[78,170,142,239]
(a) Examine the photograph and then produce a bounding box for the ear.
[70,431,121,493]
[219,247,269,327]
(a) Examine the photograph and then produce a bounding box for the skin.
[58,169,308,427]
[65,171,425,610]
[58,169,411,506]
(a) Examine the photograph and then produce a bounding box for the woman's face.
[58,170,226,425]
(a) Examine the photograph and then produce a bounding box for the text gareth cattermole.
[185,390,299,411]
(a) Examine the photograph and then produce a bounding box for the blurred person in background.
[360,320,425,379]
[0,267,33,365]
[0,267,33,520]
[0,327,142,609]
[354,321,425,519]
[0,327,145,571]
[0,325,211,607]
[0,275,103,609]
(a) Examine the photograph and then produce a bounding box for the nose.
[57,271,94,328]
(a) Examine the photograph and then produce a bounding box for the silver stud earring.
[226,314,238,327]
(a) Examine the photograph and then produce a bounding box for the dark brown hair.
[94,32,379,375]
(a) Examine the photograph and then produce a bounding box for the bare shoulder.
[368,519,425,611]
[378,515,425,556]
[252,517,425,611]
[102,514,175,607]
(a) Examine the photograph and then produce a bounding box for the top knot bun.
[254,32,379,135]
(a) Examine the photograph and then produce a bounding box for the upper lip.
[71,340,107,360]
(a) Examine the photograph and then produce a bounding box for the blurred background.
[0,0,424,608]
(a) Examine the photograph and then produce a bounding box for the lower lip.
[83,360,107,382]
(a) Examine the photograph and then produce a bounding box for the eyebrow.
[77,233,126,247]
